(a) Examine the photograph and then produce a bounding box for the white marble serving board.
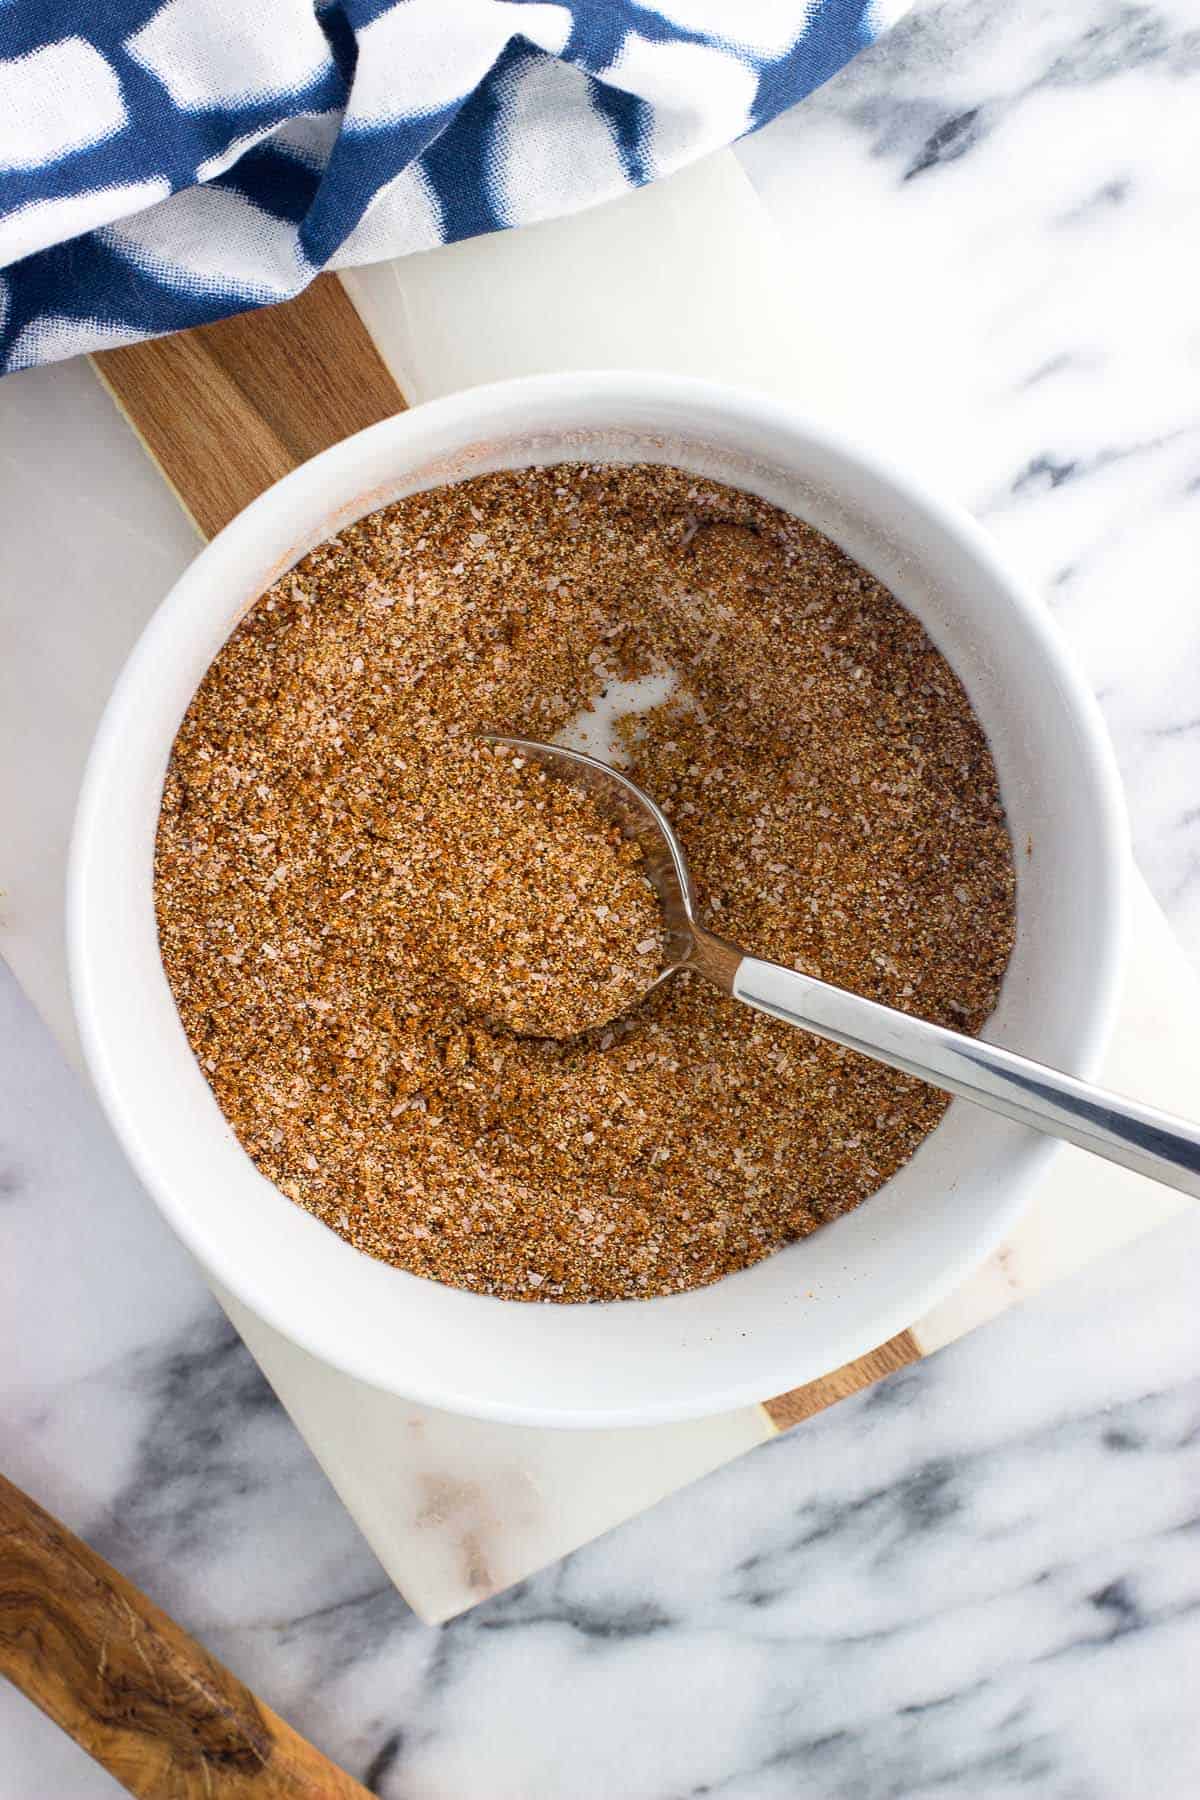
[1,150,1194,1626]
[219,870,1196,1623]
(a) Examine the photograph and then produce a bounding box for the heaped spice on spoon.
[154,463,1016,1302]
[413,740,664,1040]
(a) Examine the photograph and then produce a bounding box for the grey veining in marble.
[738,0,1200,962]
[1,961,1198,1796]
[3,0,1200,1792]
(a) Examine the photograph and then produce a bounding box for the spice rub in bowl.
[154,464,1015,1303]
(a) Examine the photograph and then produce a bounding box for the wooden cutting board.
[91,277,918,1431]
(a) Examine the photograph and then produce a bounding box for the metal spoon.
[489,734,1200,1200]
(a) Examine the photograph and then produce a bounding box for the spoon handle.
[0,1470,371,1798]
[732,956,1200,1200]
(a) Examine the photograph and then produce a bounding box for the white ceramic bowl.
[69,373,1127,1427]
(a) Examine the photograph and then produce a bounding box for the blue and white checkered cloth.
[0,1,906,375]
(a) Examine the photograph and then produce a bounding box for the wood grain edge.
[0,1472,369,1798]
[88,350,208,542]
[90,275,405,541]
[91,328,296,541]
[760,1329,922,1432]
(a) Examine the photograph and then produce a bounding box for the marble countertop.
[3,0,1200,1793]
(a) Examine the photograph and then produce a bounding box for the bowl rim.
[67,370,1130,1425]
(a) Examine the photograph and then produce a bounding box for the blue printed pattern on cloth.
[0,1,906,374]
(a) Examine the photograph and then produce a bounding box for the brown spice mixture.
[386,738,665,1040]
[155,463,1016,1303]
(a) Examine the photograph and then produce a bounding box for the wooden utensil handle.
[0,1473,370,1798]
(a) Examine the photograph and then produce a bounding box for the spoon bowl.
[485,733,740,994]
[492,735,1200,1203]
